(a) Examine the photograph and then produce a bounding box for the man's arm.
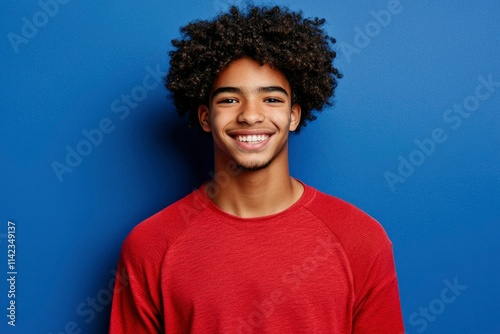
[352,242,404,333]
[109,227,165,334]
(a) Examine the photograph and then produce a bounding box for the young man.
[110,5,404,333]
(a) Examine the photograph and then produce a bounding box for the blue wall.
[1,1,498,333]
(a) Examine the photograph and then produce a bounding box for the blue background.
[1,0,499,333]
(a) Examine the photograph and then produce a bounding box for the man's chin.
[235,159,272,172]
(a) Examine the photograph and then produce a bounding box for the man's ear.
[198,105,211,132]
[289,104,302,132]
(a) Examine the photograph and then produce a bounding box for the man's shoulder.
[120,189,207,259]
[304,185,392,252]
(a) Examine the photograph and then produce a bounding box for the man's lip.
[227,130,275,136]
[230,133,273,150]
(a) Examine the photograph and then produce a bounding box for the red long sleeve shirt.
[110,182,404,333]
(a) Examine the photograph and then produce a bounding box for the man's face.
[198,57,301,171]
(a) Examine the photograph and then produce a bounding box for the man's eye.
[218,98,238,104]
[264,98,283,103]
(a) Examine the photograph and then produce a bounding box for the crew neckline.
[193,178,316,224]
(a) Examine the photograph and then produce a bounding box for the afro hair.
[165,5,342,132]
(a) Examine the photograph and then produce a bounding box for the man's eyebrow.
[211,87,242,99]
[257,86,289,96]
[211,86,289,100]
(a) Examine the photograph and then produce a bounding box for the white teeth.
[236,134,269,143]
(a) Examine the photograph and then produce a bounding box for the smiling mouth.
[234,134,270,143]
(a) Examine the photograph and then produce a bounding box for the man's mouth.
[234,134,270,143]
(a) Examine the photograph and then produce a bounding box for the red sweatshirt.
[109,182,404,333]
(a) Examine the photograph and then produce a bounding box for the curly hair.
[165,5,342,132]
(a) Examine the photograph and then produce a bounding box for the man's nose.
[237,100,265,125]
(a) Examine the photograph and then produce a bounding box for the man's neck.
[205,154,304,218]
